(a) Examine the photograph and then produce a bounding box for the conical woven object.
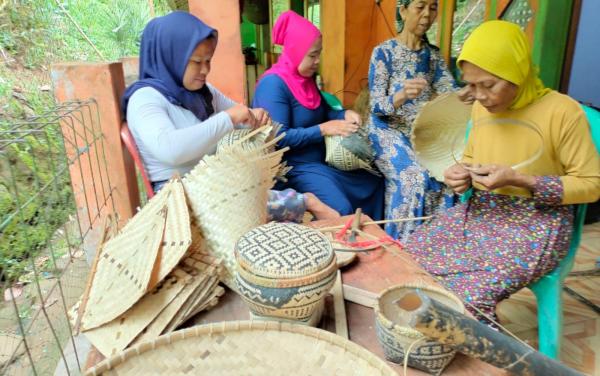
[81,187,171,330]
[183,126,287,290]
[86,321,396,376]
[411,92,472,182]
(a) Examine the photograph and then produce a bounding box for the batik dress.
[367,38,458,241]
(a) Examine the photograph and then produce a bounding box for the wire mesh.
[0,99,115,375]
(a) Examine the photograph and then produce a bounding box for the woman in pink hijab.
[253,11,384,219]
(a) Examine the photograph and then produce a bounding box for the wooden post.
[437,0,456,65]
[321,0,345,103]
[51,62,140,230]
[189,0,246,104]
[322,0,396,107]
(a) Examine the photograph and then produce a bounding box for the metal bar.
[401,291,583,376]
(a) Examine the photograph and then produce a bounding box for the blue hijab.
[121,12,218,121]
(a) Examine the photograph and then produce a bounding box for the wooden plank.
[342,284,377,308]
[332,271,348,339]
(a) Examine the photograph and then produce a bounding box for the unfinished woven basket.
[411,92,472,182]
[374,283,465,375]
[324,131,378,174]
[86,321,396,376]
[216,123,280,153]
[182,126,286,290]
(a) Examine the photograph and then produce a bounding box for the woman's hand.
[457,86,475,105]
[444,163,472,194]
[250,108,271,126]
[344,110,362,126]
[393,78,428,107]
[225,104,258,127]
[320,120,360,137]
[469,164,537,190]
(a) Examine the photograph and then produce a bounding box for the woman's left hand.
[250,108,271,126]
[469,164,536,190]
[344,110,361,126]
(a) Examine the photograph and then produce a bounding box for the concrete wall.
[567,0,600,108]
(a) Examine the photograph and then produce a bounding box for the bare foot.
[303,192,341,220]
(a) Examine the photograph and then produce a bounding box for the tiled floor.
[497,222,600,375]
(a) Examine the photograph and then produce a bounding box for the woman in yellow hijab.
[406,21,600,325]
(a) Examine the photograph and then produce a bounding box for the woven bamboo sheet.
[86,321,396,376]
[81,206,168,330]
[84,269,192,357]
[149,180,192,288]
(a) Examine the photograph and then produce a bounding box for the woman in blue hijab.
[123,12,339,221]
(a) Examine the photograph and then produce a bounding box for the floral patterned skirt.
[406,187,574,320]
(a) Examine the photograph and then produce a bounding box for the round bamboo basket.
[234,223,337,323]
[374,283,465,375]
[86,321,396,375]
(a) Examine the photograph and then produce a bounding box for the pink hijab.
[262,11,322,109]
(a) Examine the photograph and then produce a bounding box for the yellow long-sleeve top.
[462,91,600,204]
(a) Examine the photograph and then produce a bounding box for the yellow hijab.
[457,20,550,110]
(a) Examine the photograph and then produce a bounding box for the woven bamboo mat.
[86,321,396,376]
[149,180,192,288]
[83,269,192,357]
[82,206,168,330]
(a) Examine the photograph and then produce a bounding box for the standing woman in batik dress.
[367,0,460,241]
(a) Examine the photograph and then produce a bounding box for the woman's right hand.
[320,120,360,137]
[393,78,428,106]
[225,104,259,128]
[444,163,472,194]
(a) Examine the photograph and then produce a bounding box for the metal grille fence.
[0,100,115,375]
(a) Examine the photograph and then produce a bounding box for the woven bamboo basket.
[324,131,379,174]
[410,92,472,182]
[182,126,286,290]
[216,123,280,153]
[234,222,337,324]
[374,283,465,375]
[86,321,396,376]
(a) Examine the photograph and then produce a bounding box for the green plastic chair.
[461,105,599,359]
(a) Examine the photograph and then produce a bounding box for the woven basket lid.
[86,321,396,376]
[235,222,334,279]
[411,92,472,181]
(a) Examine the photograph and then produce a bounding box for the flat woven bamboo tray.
[86,321,396,376]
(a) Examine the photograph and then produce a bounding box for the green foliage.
[0,0,172,279]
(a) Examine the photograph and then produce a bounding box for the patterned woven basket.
[182,126,286,290]
[234,222,337,324]
[86,321,396,375]
[324,130,379,175]
[374,283,465,375]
